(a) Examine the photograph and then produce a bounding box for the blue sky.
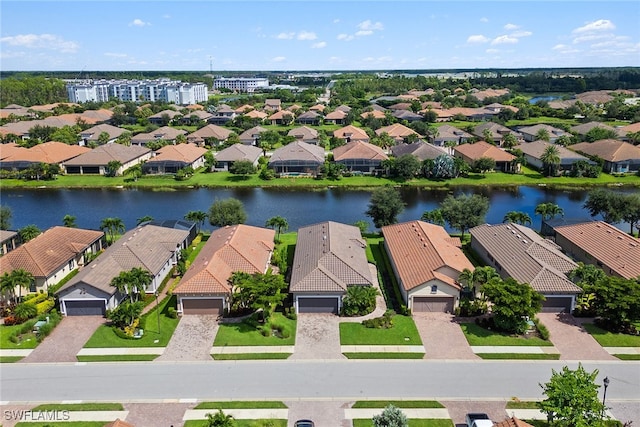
[1,1,639,71]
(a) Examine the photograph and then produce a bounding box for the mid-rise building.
[66,79,208,105]
[213,77,269,93]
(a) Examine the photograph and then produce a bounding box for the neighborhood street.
[1,360,638,403]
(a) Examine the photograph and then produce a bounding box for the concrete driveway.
[286,400,351,427]
[413,313,478,360]
[19,316,105,363]
[289,314,345,360]
[155,315,219,362]
[537,313,615,360]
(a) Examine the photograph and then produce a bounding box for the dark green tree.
[389,154,421,180]
[62,214,77,228]
[265,216,288,241]
[583,189,626,224]
[502,211,532,226]
[185,210,207,234]
[208,198,247,227]
[473,157,496,174]
[483,277,544,334]
[100,217,125,245]
[341,285,378,316]
[365,187,405,228]
[420,209,445,227]
[0,205,12,230]
[136,215,154,226]
[18,224,41,242]
[540,144,561,176]
[228,160,256,177]
[439,194,489,238]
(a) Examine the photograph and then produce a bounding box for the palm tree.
[421,209,445,227]
[110,271,131,301]
[265,216,289,241]
[0,205,12,230]
[535,128,551,142]
[535,202,564,232]
[482,128,494,144]
[502,211,532,226]
[0,269,34,302]
[136,215,154,226]
[457,268,476,294]
[501,133,518,149]
[540,144,561,176]
[206,410,235,427]
[128,267,153,300]
[62,214,77,228]
[184,210,207,234]
[18,225,41,242]
[100,217,125,245]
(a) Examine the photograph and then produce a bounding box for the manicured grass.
[31,403,123,411]
[194,401,287,410]
[0,322,39,349]
[506,401,540,409]
[340,315,422,345]
[353,419,453,427]
[184,420,287,427]
[476,353,560,360]
[582,323,640,347]
[343,352,425,359]
[212,353,291,360]
[0,356,24,363]
[460,323,553,346]
[505,116,580,127]
[214,312,296,346]
[76,354,159,362]
[615,354,640,360]
[352,401,444,409]
[83,295,180,348]
[15,423,106,427]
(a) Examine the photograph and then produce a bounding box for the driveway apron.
[290,314,345,360]
[413,313,479,360]
[155,315,219,362]
[123,402,193,427]
[286,400,352,427]
[19,316,105,363]
[537,312,615,360]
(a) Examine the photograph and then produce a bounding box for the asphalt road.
[1,360,638,403]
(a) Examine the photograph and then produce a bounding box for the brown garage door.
[182,298,223,315]
[298,297,339,314]
[542,296,573,313]
[412,296,454,313]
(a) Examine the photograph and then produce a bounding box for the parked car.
[294,420,315,427]
[465,413,493,427]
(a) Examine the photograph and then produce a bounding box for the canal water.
[3,186,634,233]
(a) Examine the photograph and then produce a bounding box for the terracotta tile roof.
[185,104,204,110]
[554,221,640,280]
[269,141,325,163]
[391,142,448,161]
[454,141,516,162]
[360,110,386,120]
[0,117,74,137]
[56,109,113,125]
[382,221,474,291]
[290,221,372,293]
[388,102,412,110]
[146,143,207,164]
[335,105,352,112]
[333,140,388,161]
[57,225,189,296]
[267,110,294,120]
[30,103,79,112]
[187,124,233,141]
[0,143,28,160]
[309,104,326,112]
[334,125,370,141]
[64,144,151,166]
[575,90,614,105]
[287,104,303,112]
[376,123,419,139]
[469,88,510,101]
[435,125,473,140]
[470,223,581,294]
[215,144,262,163]
[570,140,640,162]
[243,110,268,119]
[620,122,640,135]
[494,417,534,427]
[1,141,89,164]
[235,104,255,113]
[325,110,347,120]
[0,227,103,279]
[174,225,274,295]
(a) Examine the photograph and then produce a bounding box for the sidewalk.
[183,409,288,420]
[341,345,425,353]
[470,346,560,354]
[211,345,294,354]
[604,347,640,355]
[345,408,450,419]
[77,347,165,356]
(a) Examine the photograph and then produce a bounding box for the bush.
[535,318,550,340]
[167,307,178,319]
[13,303,38,321]
[23,291,47,303]
[3,315,20,326]
[362,310,395,329]
[259,167,275,180]
[283,307,297,320]
[457,297,488,317]
[35,298,55,315]
[341,285,378,317]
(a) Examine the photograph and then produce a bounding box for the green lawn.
[505,401,540,409]
[340,315,422,345]
[460,323,553,346]
[615,354,640,360]
[83,295,180,348]
[184,420,287,427]
[0,356,24,363]
[76,354,159,362]
[214,312,296,346]
[343,352,424,359]
[352,401,444,409]
[194,401,287,410]
[353,419,453,427]
[476,353,560,360]
[582,323,640,347]
[31,403,123,411]
[212,353,291,360]
[0,322,39,349]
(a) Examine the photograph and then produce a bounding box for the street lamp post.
[602,376,609,418]
[155,291,161,335]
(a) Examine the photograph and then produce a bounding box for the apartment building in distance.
[66,79,208,105]
[213,77,269,93]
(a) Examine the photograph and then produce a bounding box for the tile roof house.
[473,122,523,146]
[334,105,352,113]
[268,140,325,176]
[56,224,190,316]
[392,110,423,122]
[186,124,233,146]
[208,104,237,125]
[333,125,370,144]
[63,144,152,175]
[515,141,594,172]
[0,230,19,255]
[431,125,473,147]
[214,144,263,171]
[234,104,255,114]
[382,221,474,313]
[288,126,320,145]
[0,143,28,160]
[79,124,126,146]
[0,104,34,120]
[454,141,518,172]
[324,110,348,125]
[360,110,387,121]
[333,140,388,174]
[0,141,90,171]
[376,123,420,144]
[173,225,275,315]
[290,221,373,314]
[142,143,208,174]
[551,221,640,280]
[180,109,213,125]
[518,124,568,143]
[264,99,282,111]
[391,142,448,161]
[242,109,268,120]
[130,126,187,146]
[570,121,623,140]
[238,126,268,146]
[0,118,75,140]
[147,109,181,125]
[55,109,114,126]
[0,226,104,294]
[267,110,295,125]
[295,111,322,126]
[470,223,582,312]
[619,121,640,141]
[569,140,640,173]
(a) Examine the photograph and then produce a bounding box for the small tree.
[18,224,41,242]
[539,364,606,426]
[229,160,256,178]
[389,154,421,180]
[353,220,369,235]
[372,404,408,427]
[420,209,445,227]
[483,277,543,334]
[206,409,235,427]
[208,198,247,227]
[0,269,34,302]
[502,211,532,226]
[342,285,378,317]
[265,216,288,241]
[62,214,77,228]
[439,194,489,238]
[185,210,207,234]
[473,157,496,174]
[0,205,12,230]
[105,160,122,177]
[100,217,125,245]
[365,187,405,229]
[534,202,564,232]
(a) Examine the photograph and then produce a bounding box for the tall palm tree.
[501,133,518,149]
[482,128,494,144]
[184,210,207,234]
[535,202,564,232]
[62,214,77,228]
[128,267,153,300]
[110,271,131,302]
[0,269,34,301]
[457,268,476,293]
[535,128,551,142]
[136,215,154,226]
[100,217,125,245]
[540,144,561,176]
[421,209,446,227]
[18,225,41,243]
[503,211,532,226]
[265,216,289,241]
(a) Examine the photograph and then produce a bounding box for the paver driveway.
[19,316,105,363]
[155,315,219,362]
[286,399,351,427]
[537,312,615,360]
[413,313,478,360]
[289,314,344,360]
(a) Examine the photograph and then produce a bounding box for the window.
[29,281,36,293]
[431,285,438,294]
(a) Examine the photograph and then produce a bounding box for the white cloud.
[129,18,150,27]
[467,34,489,44]
[486,48,499,54]
[492,35,518,45]
[357,20,384,31]
[0,33,79,53]
[271,56,286,62]
[504,23,519,31]
[337,33,354,41]
[297,31,317,41]
[511,31,532,38]
[276,32,295,40]
[104,52,127,58]
[573,33,612,44]
[573,19,615,34]
[355,30,373,37]
[480,17,489,23]
[312,41,327,49]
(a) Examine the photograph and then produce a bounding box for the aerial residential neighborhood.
[1,1,640,426]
